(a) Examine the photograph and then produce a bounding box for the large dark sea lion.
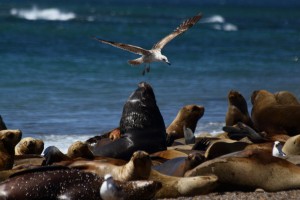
[0,129,22,170]
[166,105,204,141]
[251,90,300,136]
[0,166,162,200]
[92,82,167,160]
[225,90,254,128]
[185,149,300,192]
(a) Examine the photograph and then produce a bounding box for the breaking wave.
[202,14,238,31]
[10,6,76,21]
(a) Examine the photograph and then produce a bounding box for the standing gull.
[272,141,286,157]
[94,13,202,75]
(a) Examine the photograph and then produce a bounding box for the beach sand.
[160,189,300,200]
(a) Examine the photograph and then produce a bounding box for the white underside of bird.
[272,141,286,157]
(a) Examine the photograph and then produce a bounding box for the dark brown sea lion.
[91,82,167,160]
[0,166,162,200]
[152,152,205,177]
[251,90,300,136]
[15,137,44,155]
[0,115,7,131]
[166,105,204,141]
[185,149,300,192]
[0,129,22,170]
[274,91,300,105]
[225,90,254,128]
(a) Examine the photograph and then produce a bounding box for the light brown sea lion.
[66,151,151,182]
[225,90,254,128]
[15,137,44,155]
[0,129,22,170]
[274,91,300,105]
[282,135,300,155]
[185,149,300,192]
[67,141,94,159]
[166,105,204,141]
[150,169,217,198]
[251,90,300,136]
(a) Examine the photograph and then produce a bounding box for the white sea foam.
[213,23,238,31]
[10,6,76,21]
[202,15,238,32]
[202,15,225,23]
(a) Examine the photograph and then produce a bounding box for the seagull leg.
[146,64,150,73]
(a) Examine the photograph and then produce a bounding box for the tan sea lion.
[282,134,300,155]
[166,105,204,141]
[274,91,300,105]
[225,90,254,128]
[150,169,217,198]
[251,90,300,136]
[67,141,94,159]
[185,149,300,192]
[66,151,151,182]
[15,137,44,155]
[0,129,22,170]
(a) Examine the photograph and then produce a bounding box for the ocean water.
[1,0,300,153]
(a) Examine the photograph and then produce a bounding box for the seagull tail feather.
[128,58,143,66]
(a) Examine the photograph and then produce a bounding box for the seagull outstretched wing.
[152,13,202,51]
[93,37,150,56]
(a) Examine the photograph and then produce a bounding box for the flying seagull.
[94,13,202,75]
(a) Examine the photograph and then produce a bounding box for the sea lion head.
[251,90,276,106]
[0,130,22,152]
[15,137,44,155]
[228,90,248,113]
[130,151,152,180]
[67,141,94,160]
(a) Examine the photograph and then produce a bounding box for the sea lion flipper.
[183,125,195,144]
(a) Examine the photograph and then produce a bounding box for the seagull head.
[104,174,113,181]
[160,55,171,65]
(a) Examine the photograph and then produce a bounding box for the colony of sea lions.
[1,82,300,199]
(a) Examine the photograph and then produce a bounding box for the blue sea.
[1,0,300,152]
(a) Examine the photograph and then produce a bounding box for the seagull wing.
[93,37,150,56]
[152,13,202,51]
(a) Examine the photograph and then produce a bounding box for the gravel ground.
[159,190,300,200]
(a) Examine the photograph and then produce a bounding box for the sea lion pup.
[150,169,218,198]
[0,115,7,131]
[225,90,254,128]
[282,134,300,155]
[15,137,44,155]
[274,91,300,105]
[185,148,300,192]
[92,82,167,160]
[43,142,94,165]
[0,166,162,200]
[251,89,300,136]
[0,129,22,170]
[204,139,249,160]
[67,141,94,159]
[166,105,204,141]
[65,151,151,182]
[152,152,205,177]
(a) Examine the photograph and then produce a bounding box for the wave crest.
[10,6,76,21]
[202,15,238,31]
